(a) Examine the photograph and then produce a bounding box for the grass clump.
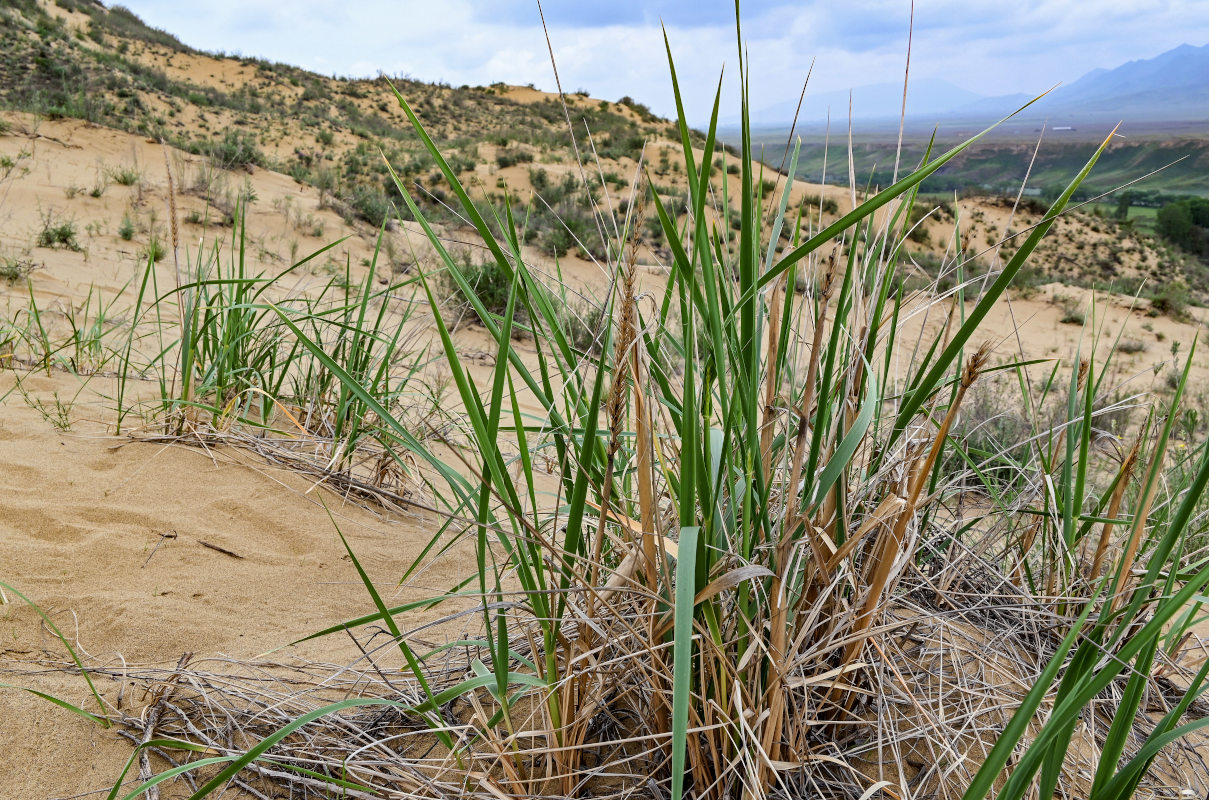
[102,46,1207,800]
[107,165,141,186]
[0,255,35,283]
[1150,279,1190,319]
[205,130,263,171]
[11,15,1209,800]
[141,233,165,263]
[1118,337,1148,354]
[36,211,81,251]
[117,212,135,241]
[495,147,533,168]
[438,249,532,337]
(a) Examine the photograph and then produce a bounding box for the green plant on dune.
[36,209,81,251]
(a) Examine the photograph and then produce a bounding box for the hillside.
[0,0,695,261]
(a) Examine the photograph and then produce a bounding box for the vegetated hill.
[0,0,703,263]
[0,0,1198,307]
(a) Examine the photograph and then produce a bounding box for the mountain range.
[748,41,1209,129]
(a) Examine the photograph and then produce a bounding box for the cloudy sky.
[117,1,1209,125]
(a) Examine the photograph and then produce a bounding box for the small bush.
[561,295,609,355]
[1054,294,1085,325]
[1150,280,1189,319]
[108,166,141,186]
[439,251,529,338]
[208,130,263,171]
[143,234,166,263]
[37,213,81,251]
[0,256,35,283]
[811,196,839,215]
[345,185,394,227]
[1117,338,1147,354]
[908,224,931,245]
[118,213,136,241]
[495,148,534,169]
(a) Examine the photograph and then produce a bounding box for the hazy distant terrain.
[735,42,1209,199]
[746,127,1209,199]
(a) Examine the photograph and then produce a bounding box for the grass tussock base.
[63,562,1206,800]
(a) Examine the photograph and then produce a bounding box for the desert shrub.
[908,223,931,244]
[344,185,394,227]
[36,212,81,251]
[0,256,35,283]
[117,213,135,241]
[1150,279,1190,319]
[437,250,532,338]
[812,196,839,214]
[1118,338,1148,354]
[560,294,608,354]
[1057,295,1086,324]
[942,381,1037,493]
[617,94,656,122]
[107,165,141,186]
[495,148,533,169]
[142,233,165,263]
[206,130,263,171]
[529,167,550,191]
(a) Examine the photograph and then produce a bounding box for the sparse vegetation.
[107,165,141,186]
[0,255,36,283]
[36,211,81,251]
[117,212,135,241]
[142,233,165,263]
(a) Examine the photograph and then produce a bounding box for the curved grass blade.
[0,580,109,727]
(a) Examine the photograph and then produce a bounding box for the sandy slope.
[0,374,474,798]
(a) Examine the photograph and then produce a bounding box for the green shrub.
[107,165,141,186]
[0,256,35,283]
[1150,279,1189,319]
[438,250,528,336]
[118,213,135,241]
[207,130,263,171]
[36,213,81,251]
[142,233,165,263]
[495,148,533,169]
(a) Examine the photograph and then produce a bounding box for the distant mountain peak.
[943,41,1209,126]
